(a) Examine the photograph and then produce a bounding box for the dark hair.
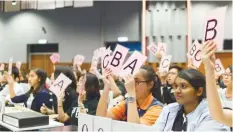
[54,66,77,91]
[85,73,100,100]
[140,65,162,102]
[12,66,19,80]
[169,65,183,72]
[178,69,206,100]
[27,68,47,96]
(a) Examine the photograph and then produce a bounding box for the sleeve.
[195,120,229,131]
[52,93,58,114]
[86,99,99,115]
[152,106,169,131]
[162,87,176,104]
[66,100,77,117]
[14,84,25,96]
[11,94,28,103]
[109,101,126,120]
[0,85,9,100]
[140,106,162,126]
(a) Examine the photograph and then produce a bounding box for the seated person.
[40,66,78,115]
[202,41,232,127]
[153,69,228,131]
[97,66,163,126]
[218,65,232,109]
[0,67,28,104]
[54,66,78,112]
[58,73,100,126]
[159,65,183,104]
[9,68,57,113]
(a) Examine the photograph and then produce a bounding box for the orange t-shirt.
[110,94,162,126]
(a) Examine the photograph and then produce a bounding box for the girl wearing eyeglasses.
[96,66,163,126]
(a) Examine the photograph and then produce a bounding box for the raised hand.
[123,74,136,97]
[201,40,217,69]
[40,103,48,114]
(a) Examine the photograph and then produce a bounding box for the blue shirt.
[11,88,57,113]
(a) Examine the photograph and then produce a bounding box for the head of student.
[11,66,20,82]
[223,65,232,88]
[77,73,100,100]
[133,65,160,100]
[167,65,183,85]
[173,69,206,105]
[54,66,77,90]
[28,68,47,93]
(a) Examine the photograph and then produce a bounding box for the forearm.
[110,83,122,98]
[127,99,140,124]
[96,88,109,117]
[57,101,67,123]
[46,108,55,115]
[9,84,16,98]
[205,66,226,123]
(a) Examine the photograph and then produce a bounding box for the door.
[30,54,54,76]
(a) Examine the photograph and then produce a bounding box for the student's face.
[28,71,40,88]
[134,69,153,99]
[174,77,203,105]
[223,68,232,88]
[167,68,179,85]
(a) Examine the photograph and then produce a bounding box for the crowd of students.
[0,40,232,131]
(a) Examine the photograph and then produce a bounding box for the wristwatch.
[127,96,136,103]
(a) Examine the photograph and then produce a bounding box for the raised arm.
[96,76,111,117]
[202,40,232,127]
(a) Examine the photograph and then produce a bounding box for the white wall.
[0,1,141,63]
[146,1,232,63]
[191,1,232,40]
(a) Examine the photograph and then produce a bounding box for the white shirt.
[0,82,28,102]
[218,88,232,109]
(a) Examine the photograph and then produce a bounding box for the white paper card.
[120,51,147,76]
[93,116,112,132]
[159,55,172,72]
[203,6,227,50]
[49,73,72,98]
[78,113,94,132]
[215,59,225,75]
[8,57,13,75]
[108,44,129,74]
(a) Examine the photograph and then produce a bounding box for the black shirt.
[66,97,99,126]
[63,87,78,112]
[161,85,176,104]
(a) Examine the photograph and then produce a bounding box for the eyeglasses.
[135,80,149,86]
[222,73,232,77]
[168,72,177,75]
